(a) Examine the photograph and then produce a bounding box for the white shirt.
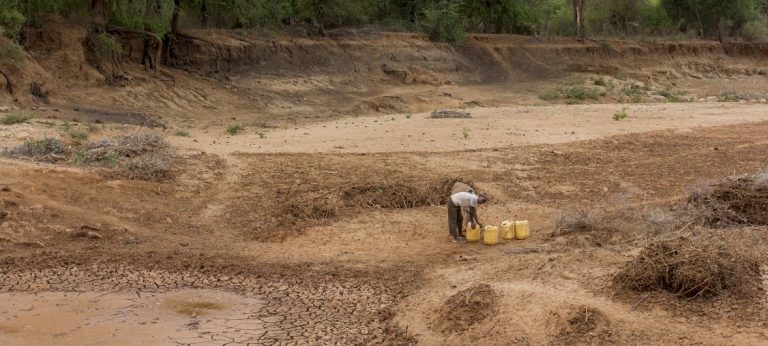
[451,192,478,208]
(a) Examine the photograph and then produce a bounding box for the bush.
[0,3,25,39]
[0,39,25,69]
[174,129,190,137]
[1,111,33,125]
[3,138,66,162]
[297,0,373,29]
[420,0,465,44]
[613,107,628,121]
[226,123,243,135]
[68,129,89,140]
[741,20,768,41]
[564,86,599,101]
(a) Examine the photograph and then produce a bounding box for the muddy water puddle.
[0,290,271,345]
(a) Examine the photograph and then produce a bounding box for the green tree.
[662,0,762,40]
[464,0,536,34]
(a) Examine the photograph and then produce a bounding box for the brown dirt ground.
[1,19,768,346]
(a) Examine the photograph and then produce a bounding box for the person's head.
[477,195,488,204]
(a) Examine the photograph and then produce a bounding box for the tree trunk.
[163,0,182,65]
[91,0,108,30]
[200,0,208,28]
[572,0,586,40]
[141,0,156,70]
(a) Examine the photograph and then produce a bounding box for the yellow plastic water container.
[501,221,514,240]
[483,226,499,246]
[466,223,481,242]
[514,220,530,240]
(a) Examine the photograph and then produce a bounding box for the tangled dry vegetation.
[550,306,613,346]
[279,177,474,226]
[432,283,498,335]
[2,134,176,181]
[687,172,768,226]
[551,207,678,246]
[613,237,763,299]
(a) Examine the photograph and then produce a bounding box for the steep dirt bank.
[171,31,768,82]
[3,18,768,130]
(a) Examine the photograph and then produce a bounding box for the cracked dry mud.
[0,265,413,345]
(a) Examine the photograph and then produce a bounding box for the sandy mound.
[432,283,498,335]
[550,306,613,346]
[613,237,763,298]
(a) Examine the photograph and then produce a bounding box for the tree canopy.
[1,0,767,43]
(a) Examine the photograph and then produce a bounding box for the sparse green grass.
[226,124,243,135]
[631,95,642,103]
[622,87,645,97]
[656,89,686,102]
[175,129,190,137]
[405,113,412,119]
[68,129,89,141]
[60,121,72,131]
[1,111,34,125]
[462,127,471,140]
[718,91,741,102]
[258,132,266,139]
[613,107,629,121]
[539,89,562,101]
[541,86,600,103]
[564,86,599,101]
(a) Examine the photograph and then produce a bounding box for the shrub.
[564,86,599,101]
[226,123,243,135]
[1,111,33,125]
[742,20,768,42]
[718,91,741,102]
[462,127,470,139]
[613,107,628,121]
[3,138,66,162]
[68,129,89,141]
[539,89,561,100]
[420,0,465,44]
[174,129,190,137]
[0,4,25,39]
[0,40,24,69]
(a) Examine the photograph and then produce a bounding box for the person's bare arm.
[470,207,483,229]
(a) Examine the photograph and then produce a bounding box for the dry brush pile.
[687,172,768,226]
[432,283,498,335]
[274,176,474,236]
[551,207,678,246]
[2,134,177,181]
[613,237,763,299]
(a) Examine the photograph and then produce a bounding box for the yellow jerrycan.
[501,221,514,240]
[466,223,481,242]
[483,225,499,246]
[514,220,530,240]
